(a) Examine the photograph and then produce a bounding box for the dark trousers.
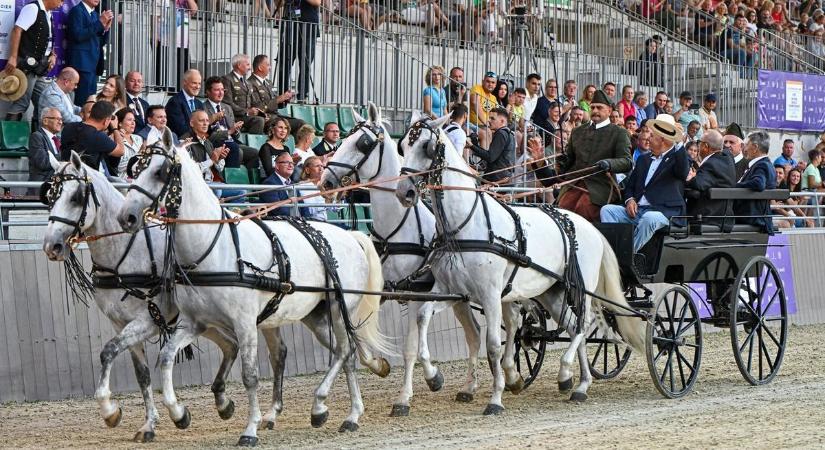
[277,21,317,101]
[75,71,97,107]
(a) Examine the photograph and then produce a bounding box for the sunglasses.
[484,71,498,79]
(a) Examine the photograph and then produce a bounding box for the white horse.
[395,112,646,414]
[320,103,482,416]
[116,131,391,446]
[40,152,277,442]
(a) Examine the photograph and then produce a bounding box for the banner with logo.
[0,0,81,76]
[757,69,825,131]
[0,0,15,60]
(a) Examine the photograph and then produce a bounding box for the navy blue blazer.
[66,3,108,73]
[623,146,690,219]
[127,96,151,130]
[734,156,777,233]
[165,92,204,137]
[259,173,310,218]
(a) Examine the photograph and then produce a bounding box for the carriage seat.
[676,188,789,236]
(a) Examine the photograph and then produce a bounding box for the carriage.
[507,187,791,398]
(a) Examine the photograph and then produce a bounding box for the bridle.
[399,119,448,194]
[125,143,183,218]
[325,121,386,187]
[41,164,100,241]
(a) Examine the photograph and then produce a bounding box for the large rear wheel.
[646,285,703,398]
[730,256,788,385]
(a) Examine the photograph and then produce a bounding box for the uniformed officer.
[221,53,266,134]
[248,54,305,135]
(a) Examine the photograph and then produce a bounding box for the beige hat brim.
[0,68,29,102]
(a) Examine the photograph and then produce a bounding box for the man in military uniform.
[247,54,305,135]
[556,89,632,222]
[221,54,266,134]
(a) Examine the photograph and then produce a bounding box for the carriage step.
[626,300,653,309]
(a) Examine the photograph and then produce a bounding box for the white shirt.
[638,147,672,206]
[82,1,95,15]
[183,92,197,110]
[524,93,539,122]
[733,152,744,164]
[594,117,611,129]
[747,155,769,168]
[444,121,467,154]
[294,147,314,165]
[699,151,717,167]
[41,128,58,155]
[15,0,53,56]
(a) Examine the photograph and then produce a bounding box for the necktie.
[133,97,144,119]
[51,135,60,154]
[189,99,196,112]
[239,75,247,89]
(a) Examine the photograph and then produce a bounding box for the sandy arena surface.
[2,323,824,449]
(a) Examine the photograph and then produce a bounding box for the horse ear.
[352,107,366,124]
[367,102,380,123]
[162,127,174,151]
[70,151,82,170]
[48,151,61,171]
[410,110,424,125]
[427,114,451,130]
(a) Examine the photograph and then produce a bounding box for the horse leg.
[159,326,198,429]
[536,289,590,401]
[501,302,524,394]
[480,297,506,415]
[416,302,443,392]
[571,300,594,402]
[202,329,239,420]
[95,318,155,430]
[334,308,365,432]
[236,325,263,447]
[452,301,480,403]
[260,327,287,430]
[303,303,346,429]
[129,345,159,443]
[391,300,421,416]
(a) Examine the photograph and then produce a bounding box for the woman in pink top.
[617,85,637,121]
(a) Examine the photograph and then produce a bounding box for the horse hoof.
[558,378,574,393]
[389,404,410,417]
[263,420,275,430]
[173,407,191,430]
[218,400,235,420]
[133,431,155,443]
[237,435,259,447]
[425,370,444,392]
[506,376,525,395]
[373,357,391,378]
[569,391,588,403]
[482,404,504,416]
[104,407,123,428]
[338,421,359,433]
[455,392,474,403]
[310,411,329,428]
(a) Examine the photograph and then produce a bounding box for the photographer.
[60,100,124,177]
[673,90,704,140]
[467,107,515,184]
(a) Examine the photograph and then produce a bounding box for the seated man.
[180,110,244,200]
[260,151,309,217]
[600,114,690,252]
[137,105,179,144]
[733,131,777,233]
[686,129,736,227]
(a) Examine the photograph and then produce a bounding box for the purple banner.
[1,0,81,76]
[757,69,825,131]
[690,234,797,318]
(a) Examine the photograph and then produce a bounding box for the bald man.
[686,129,736,228]
[38,67,82,124]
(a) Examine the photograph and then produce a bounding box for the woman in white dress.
[116,108,144,180]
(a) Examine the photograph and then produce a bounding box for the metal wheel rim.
[730,256,788,386]
[646,285,703,399]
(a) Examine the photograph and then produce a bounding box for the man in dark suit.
[686,129,737,227]
[601,114,690,252]
[734,131,777,233]
[27,107,63,186]
[125,71,150,130]
[260,151,309,217]
[165,69,203,137]
[202,75,262,170]
[557,89,632,222]
[313,121,339,157]
[66,0,112,107]
[136,105,179,144]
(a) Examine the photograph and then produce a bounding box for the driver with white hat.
[600,114,690,253]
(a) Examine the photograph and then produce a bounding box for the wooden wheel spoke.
[758,331,775,374]
[675,347,696,374]
[675,346,687,389]
[760,289,781,318]
[762,324,783,349]
[676,318,698,339]
[738,323,759,354]
[591,342,604,368]
[667,350,676,392]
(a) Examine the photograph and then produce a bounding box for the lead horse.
[40,152,274,442]
[117,131,391,446]
[395,112,647,414]
[321,103,483,416]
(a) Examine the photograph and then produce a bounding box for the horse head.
[320,102,395,194]
[42,151,104,260]
[117,127,182,233]
[395,110,451,208]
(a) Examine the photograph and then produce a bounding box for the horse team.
[41,103,646,446]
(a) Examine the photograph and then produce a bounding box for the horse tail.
[597,234,646,353]
[349,231,394,357]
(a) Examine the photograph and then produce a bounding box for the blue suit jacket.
[734,156,777,233]
[66,3,108,73]
[259,173,309,218]
[165,92,203,138]
[127,95,151,130]
[623,146,690,220]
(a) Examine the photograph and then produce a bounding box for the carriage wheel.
[689,252,738,283]
[730,256,788,385]
[587,316,632,380]
[646,285,703,399]
[511,299,547,390]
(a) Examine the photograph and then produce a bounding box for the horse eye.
[70,189,84,204]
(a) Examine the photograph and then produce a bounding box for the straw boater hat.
[646,114,682,143]
[0,68,28,102]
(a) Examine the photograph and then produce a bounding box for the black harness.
[399,119,587,330]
